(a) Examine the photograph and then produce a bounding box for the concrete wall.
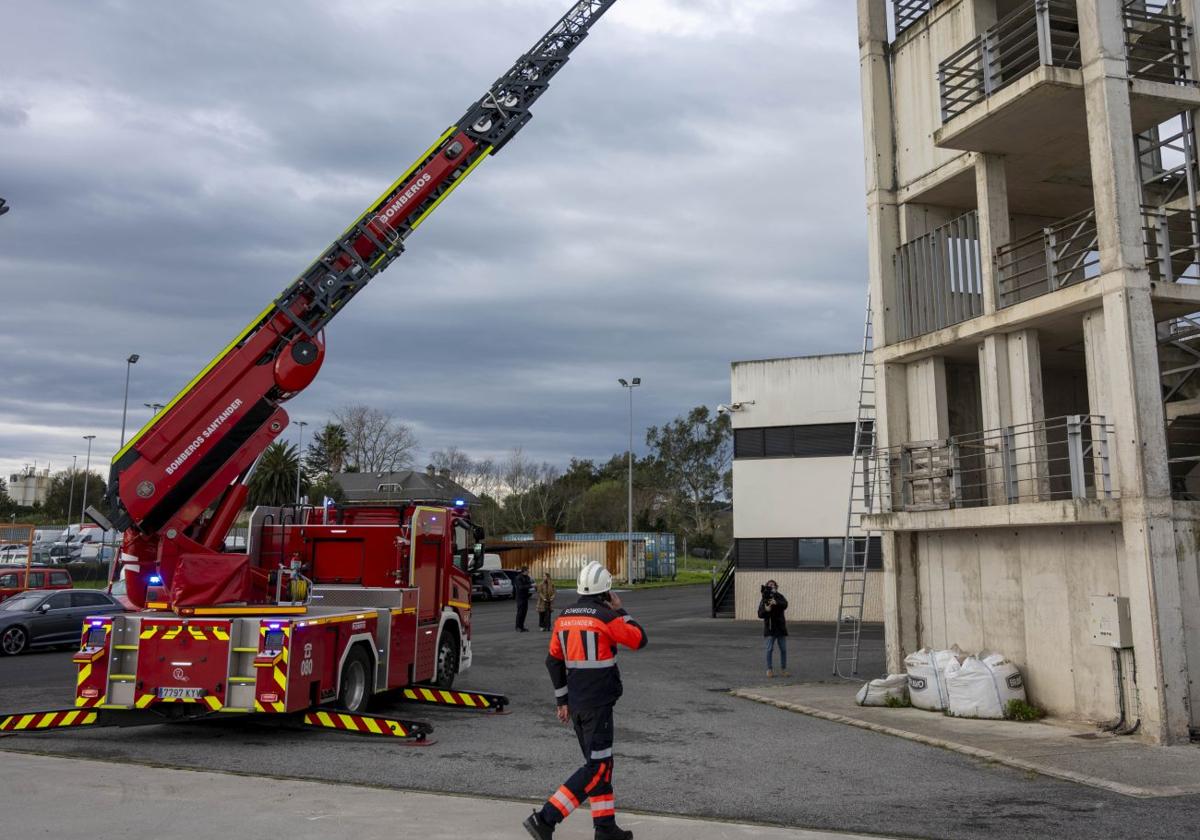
[735,569,884,623]
[730,354,859,428]
[913,524,1124,722]
[732,457,851,538]
[1171,512,1200,730]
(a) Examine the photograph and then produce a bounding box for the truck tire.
[337,646,373,713]
[434,629,459,689]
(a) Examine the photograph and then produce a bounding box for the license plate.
[157,687,205,699]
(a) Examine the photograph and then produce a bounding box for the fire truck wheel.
[434,631,459,689]
[1,626,28,656]
[338,646,374,713]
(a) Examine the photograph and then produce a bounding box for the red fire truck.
[0,0,621,742]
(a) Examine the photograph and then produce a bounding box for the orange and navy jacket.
[547,594,648,710]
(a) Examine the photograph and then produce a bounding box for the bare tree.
[333,405,418,472]
[429,446,472,483]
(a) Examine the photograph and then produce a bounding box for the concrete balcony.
[932,1,1200,215]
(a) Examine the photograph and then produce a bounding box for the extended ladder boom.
[106,1,620,610]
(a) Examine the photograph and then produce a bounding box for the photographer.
[758,579,789,678]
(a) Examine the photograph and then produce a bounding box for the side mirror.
[38,602,51,613]
[469,543,485,573]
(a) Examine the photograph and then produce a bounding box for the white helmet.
[577,561,613,595]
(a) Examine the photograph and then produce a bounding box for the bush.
[884,695,911,709]
[1005,699,1046,722]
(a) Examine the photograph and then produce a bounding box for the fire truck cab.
[75,502,482,716]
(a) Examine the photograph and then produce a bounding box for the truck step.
[300,710,434,744]
[0,709,100,733]
[401,685,509,713]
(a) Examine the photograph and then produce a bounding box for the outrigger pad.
[0,709,100,733]
[301,710,434,744]
[402,686,509,713]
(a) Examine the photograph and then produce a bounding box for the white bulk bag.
[856,674,909,707]
[904,646,962,711]
[945,652,1026,719]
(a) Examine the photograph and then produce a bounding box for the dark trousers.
[515,597,529,629]
[538,609,553,630]
[539,704,616,827]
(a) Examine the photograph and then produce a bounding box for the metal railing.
[939,1,1192,123]
[1125,2,1193,86]
[1144,205,1200,283]
[939,0,1082,122]
[995,208,1100,308]
[894,0,936,37]
[894,211,983,340]
[871,415,1116,513]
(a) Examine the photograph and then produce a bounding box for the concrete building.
[859,0,1200,742]
[7,466,51,507]
[728,354,884,622]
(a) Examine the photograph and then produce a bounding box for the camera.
[760,584,775,596]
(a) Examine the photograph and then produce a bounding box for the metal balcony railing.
[995,208,1099,308]
[894,0,936,37]
[870,415,1117,513]
[1143,206,1200,284]
[939,1,1083,122]
[894,211,983,340]
[939,1,1192,123]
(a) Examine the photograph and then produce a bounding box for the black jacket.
[546,594,648,710]
[515,572,532,602]
[758,591,789,637]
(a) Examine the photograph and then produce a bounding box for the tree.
[334,405,418,472]
[645,406,732,543]
[429,446,472,484]
[307,423,350,477]
[308,474,346,505]
[41,469,108,523]
[0,478,10,516]
[247,442,307,508]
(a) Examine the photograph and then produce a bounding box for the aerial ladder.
[2,0,622,742]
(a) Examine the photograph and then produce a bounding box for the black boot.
[594,824,633,840]
[523,810,555,840]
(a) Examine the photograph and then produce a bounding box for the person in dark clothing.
[758,579,789,678]
[515,566,533,632]
[523,561,648,840]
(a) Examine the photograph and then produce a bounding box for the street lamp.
[0,198,9,216]
[80,435,96,528]
[293,420,309,505]
[618,377,641,584]
[144,402,164,415]
[65,455,78,528]
[120,354,140,448]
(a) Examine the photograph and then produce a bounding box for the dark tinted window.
[50,572,71,586]
[763,427,793,457]
[797,539,827,567]
[736,539,766,568]
[0,573,17,587]
[766,539,795,567]
[734,428,764,458]
[734,423,856,459]
[72,591,112,607]
[44,591,72,609]
[27,572,45,587]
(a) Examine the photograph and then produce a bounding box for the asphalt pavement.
[2,585,1199,839]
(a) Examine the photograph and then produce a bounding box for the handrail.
[710,548,735,618]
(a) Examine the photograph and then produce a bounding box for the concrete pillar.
[1083,309,1119,495]
[860,0,903,348]
[978,334,1013,504]
[1006,329,1050,501]
[884,532,920,674]
[1079,0,1194,744]
[975,154,1011,315]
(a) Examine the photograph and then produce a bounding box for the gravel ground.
[2,585,1199,839]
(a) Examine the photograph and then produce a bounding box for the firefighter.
[523,561,648,840]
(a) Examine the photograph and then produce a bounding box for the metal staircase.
[833,294,879,678]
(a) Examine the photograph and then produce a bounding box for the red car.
[0,566,73,602]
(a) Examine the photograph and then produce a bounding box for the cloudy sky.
[0,0,866,481]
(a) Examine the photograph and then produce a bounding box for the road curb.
[731,688,1200,799]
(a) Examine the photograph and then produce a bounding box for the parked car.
[0,589,124,655]
[0,544,30,564]
[0,566,73,602]
[471,569,514,601]
[500,568,536,600]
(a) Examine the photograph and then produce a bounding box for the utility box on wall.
[1090,596,1133,649]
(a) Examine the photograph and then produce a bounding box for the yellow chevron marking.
[188,627,207,641]
[338,714,358,731]
[273,667,287,692]
[35,714,56,729]
[272,701,286,713]
[63,711,80,726]
[14,714,34,730]
[140,627,159,640]
[461,693,477,708]
[439,690,455,704]
[76,663,92,687]
[162,627,183,640]
[364,717,383,735]
[74,696,87,708]
[204,697,222,711]
[136,695,154,709]
[254,701,265,713]
[388,720,406,736]
[212,629,230,641]
[316,711,335,728]
[421,688,436,702]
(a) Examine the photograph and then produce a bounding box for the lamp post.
[144,402,164,415]
[293,420,309,505]
[80,436,96,528]
[120,354,140,448]
[618,377,641,584]
[65,455,78,529]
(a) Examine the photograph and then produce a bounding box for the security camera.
[717,401,755,414]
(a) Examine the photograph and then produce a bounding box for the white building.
[729,353,883,623]
[7,466,51,507]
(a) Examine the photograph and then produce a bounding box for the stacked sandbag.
[855,674,909,707]
[944,652,1026,719]
[904,646,963,711]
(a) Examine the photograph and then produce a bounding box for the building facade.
[860,0,1200,742]
[730,354,884,622]
[7,466,51,507]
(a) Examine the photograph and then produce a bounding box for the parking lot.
[3,585,1200,839]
